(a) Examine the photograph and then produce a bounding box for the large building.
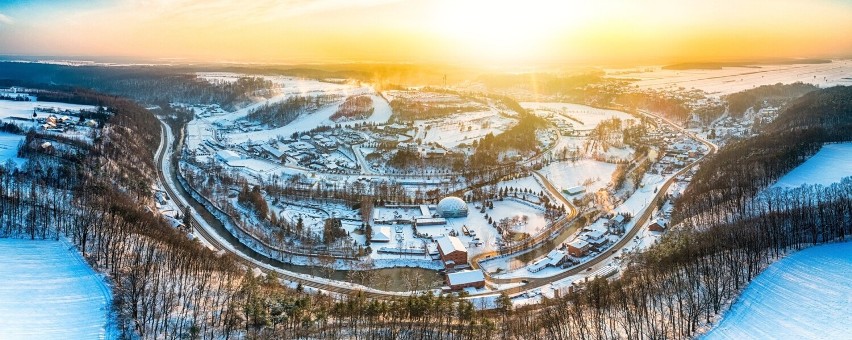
[446,270,485,290]
[436,196,468,218]
[436,235,468,268]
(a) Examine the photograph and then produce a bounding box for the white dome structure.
[436,196,468,218]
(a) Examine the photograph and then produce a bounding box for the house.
[584,230,608,248]
[648,221,667,232]
[563,186,586,196]
[527,249,569,273]
[436,236,468,268]
[567,239,590,257]
[260,144,285,161]
[446,270,485,290]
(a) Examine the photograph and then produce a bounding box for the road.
[467,109,718,296]
[157,105,717,300]
[155,119,411,299]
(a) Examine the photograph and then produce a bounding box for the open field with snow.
[609,60,852,97]
[539,160,617,193]
[0,132,25,167]
[521,102,636,130]
[416,109,517,149]
[772,143,852,189]
[0,239,114,340]
[703,242,852,340]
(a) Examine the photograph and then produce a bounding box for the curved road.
[155,120,411,299]
[468,109,717,296]
[157,105,717,300]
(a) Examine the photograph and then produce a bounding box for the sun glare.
[432,1,577,64]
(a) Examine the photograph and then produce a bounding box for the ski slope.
[703,242,852,340]
[772,143,852,189]
[0,239,114,340]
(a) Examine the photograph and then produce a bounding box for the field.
[772,143,852,189]
[538,160,618,193]
[520,102,636,130]
[0,239,114,339]
[608,60,852,97]
[703,242,852,339]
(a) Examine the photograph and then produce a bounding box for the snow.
[609,60,852,97]
[772,143,852,189]
[0,238,114,340]
[447,270,485,286]
[521,102,636,130]
[703,242,852,340]
[538,160,618,193]
[0,132,25,167]
[416,109,517,150]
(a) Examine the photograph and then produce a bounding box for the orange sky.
[0,0,851,66]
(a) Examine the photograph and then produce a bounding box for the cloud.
[0,12,13,25]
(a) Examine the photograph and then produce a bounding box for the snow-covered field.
[538,160,618,193]
[0,132,25,167]
[521,102,636,130]
[609,60,852,97]
[0,239,114,340]
[772,143,852,189]
[703,242,852,340]
[416,109,516,149]
[0,100,97,121]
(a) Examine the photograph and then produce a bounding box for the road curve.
[155,119,410,299]
[468,109,717,296]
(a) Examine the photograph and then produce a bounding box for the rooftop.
[436,235,466,254]
[447,270,485,286]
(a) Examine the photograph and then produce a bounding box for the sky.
[0,0,851,67]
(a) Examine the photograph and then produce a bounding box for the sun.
[430,1,578,65]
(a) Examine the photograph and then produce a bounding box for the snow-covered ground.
[772,143,852,189]
[538,160,618,193]
[416,109,516,149]
[702,242,852,340]
[521,102,637,130]
[0,100,97,121]
[608,60,852,97]
[0,132,25,167]
[0,238,114,340]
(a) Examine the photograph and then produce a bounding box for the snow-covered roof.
[568,239,589,249]
[585,230,606,241]
[436,235,466,254]
[447,270,485,286]
[372,227,391,242]
[216,149,241,162]
[260,144,284,158]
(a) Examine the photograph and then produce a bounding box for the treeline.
[0,62,274,109]
[330,95,373,121]
[471,113,548,167]
[725,82,818,117]
[246,94,338,127]
[390,98,481,121]
[676,86,852,223]
[493,87,852,339]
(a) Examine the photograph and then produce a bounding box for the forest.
[246,94,339,127]
[724,82,819,117]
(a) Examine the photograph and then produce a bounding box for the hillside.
[675,86,852,223]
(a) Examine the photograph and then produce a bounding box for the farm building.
[446,270,485,290]
[436,235,468,268]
